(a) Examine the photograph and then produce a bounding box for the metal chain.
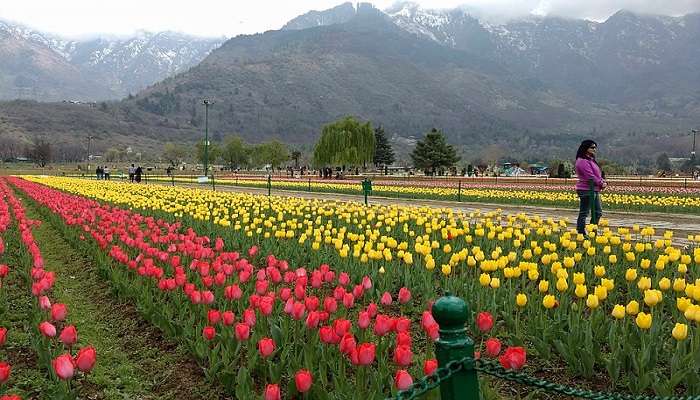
[389,356,700,400]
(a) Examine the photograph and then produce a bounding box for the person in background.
[135,165,143,183]
[128,164,135,182]
[104,166,111,180]
[575,140,607,235]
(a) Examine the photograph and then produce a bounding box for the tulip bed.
[0,180,96,400]
[9,176,700,398]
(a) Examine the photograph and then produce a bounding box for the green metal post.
[171,174,175,186]
[267,175,272,196]
[308,177,311,192]
[589,179,597,226]
[203,100,210,175]
[458,180,462,202]
[212,171,216,191]
[432,292,479,399]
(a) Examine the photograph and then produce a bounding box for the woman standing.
[575,140,607,235]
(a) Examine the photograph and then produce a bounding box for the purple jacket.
[575,157,603,192]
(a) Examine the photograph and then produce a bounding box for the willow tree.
[313,117,375,168]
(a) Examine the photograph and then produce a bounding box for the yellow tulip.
[625,268,637,282]
[635,312,652,330]
[489,278,501,289]
[677,297,691,312]
[637,276,652,291]
[516,293,528,307]
[479,273,491,286]
[594,265,605,277]
[573,273,585,285]
[611,304,625,319]
[441,264,452,276]
[626,300,640,315]
[658,277,671,291]
[594,285,608,300]
[542,295,557,309]
[556,278,568,292]
[538,280,550,293]
[574,284,587,298]
[672,323,688,341]
[586,294,599,309]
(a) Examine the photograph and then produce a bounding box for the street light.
[692,129,698,161]
[202,99,211,174]
[86,135,94,175]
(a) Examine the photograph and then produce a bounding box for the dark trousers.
[577,190,602,234]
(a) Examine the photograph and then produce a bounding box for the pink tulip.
[263,384,281,400]
[423,359,438,375]
[393,345,413,366]
[380,292,392,306]
[52,354,74,380]
[59,325,78,347]
[258,338,275,357]
[485,338,501,357]
[39,321,57,337]
[476,312,494,333]
[0,362,10,383]
[50,303,67,321]
[202,326,216,341]
[294,369,313,393]
[394,370,413,390]
[74,346,97,372]
[0,328,6,346]
[234,323,250,341]
[398,287,412,304]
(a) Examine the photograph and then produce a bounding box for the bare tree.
[30,138,52,167]
[0,136,22,161]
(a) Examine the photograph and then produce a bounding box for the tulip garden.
[0,175,698,399]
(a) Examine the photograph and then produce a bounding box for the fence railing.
[389,292,699,400]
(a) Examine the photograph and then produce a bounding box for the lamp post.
[86,135,94,176]
[202,99,211,175]
[692,129,698,161]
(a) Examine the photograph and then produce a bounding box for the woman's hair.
[576,140,597,160]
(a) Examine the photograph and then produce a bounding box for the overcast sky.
[1,0,699,38]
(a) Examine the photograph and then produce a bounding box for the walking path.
[167,182,700,242]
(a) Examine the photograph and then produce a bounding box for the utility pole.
[202,99,211,175]
[692,129,698,161]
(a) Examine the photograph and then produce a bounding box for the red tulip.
[380,292,393,306]
[354,343,376,365]
[499,346,526,369]
[338,272,350,286]
[426,324,439,341]
[258,338,276,357]
[485,338,501,357]
[333,319,352,337]
[74,346,97,372]
[248,245,258,258]
[291,302,305,320]
[0,328,6,346]
[243,308,256,326]
[362,275,372,289]
[394,370,413,390]
[423,359,438,375]
[207,309,221,325]
[475,312,494,333]
[305,311,320,329]
[358,311,371,329]
[222,311,235,326]
[421,311,436,330]
[396,331,412,347]
[59,325,78,347]
[224,284,242,300]
[339,334,356,355]
[234,323,250,341]
[50,303,67,321]
[0,265,8,278]
[201,290,215,304]
[294,369,312,393]
[52,354,74,380]
[366,302,378,318]
[202,326,216,341]
[263,384,281,400]
[319,326,340,344]
[394,317,411,333]
[259,296,274,316]
[398,287,412,304]
[0,394,21,400]
[279,287,292,301]
[0,362,9,383]
[373,315,393,336]
[38,295,51,310]
[342,293,355,308]
[393,345,413,366]
[304,296,319,311]
[323,297,337,313]
[39,321,57,337]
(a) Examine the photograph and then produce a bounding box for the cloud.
[1,0,698,38]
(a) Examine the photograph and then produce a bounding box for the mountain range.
[0,2,698,163]
[0,20,222,101]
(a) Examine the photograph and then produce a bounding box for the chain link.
[388,356,700,400]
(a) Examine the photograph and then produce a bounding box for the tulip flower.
[339,334,356,355]
[0,328,6,346]
[475,312,494,333]
[202,326,216,341]
[393,345,413,366]
[353,343,376,366]
[207,309,221,325]
[394,370,413,390]
[264,384,281,400]
[222,311,235,326]
[243,308,256,326]
[485,338,501,357]
[294,369,313,393]
[373,315,393,336]
[423,359,438,375]
[319,326,340,344]
[398,287,412,304]
[59,325,78,347]
[52,354,75,380]
[75,346,97,372]
[50,303,68,321]
[380,292,393,306]
[358,311,371,329]
[258,338,276,357]
[0,362,9,383]
[38,295,51,310]
[234,323,250,341]
[635,312,652,330]
[396,331,412,347]
[672,323,688,341]
[499,346,526,369]
[0,395,21,400]
[39,321,57,338]
[611,305,625,319]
